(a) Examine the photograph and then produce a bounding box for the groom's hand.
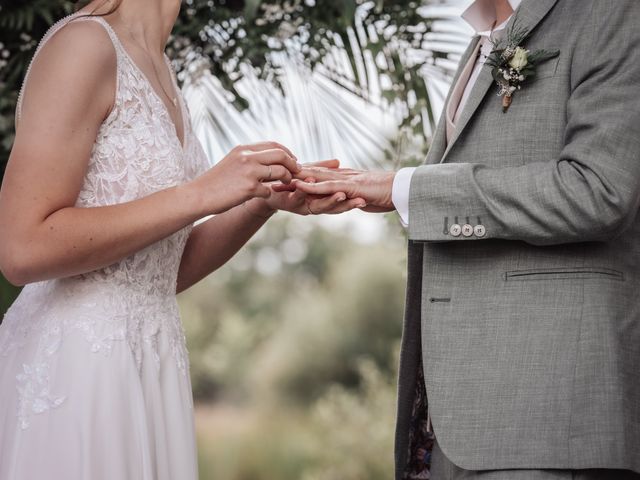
[285,168,397,213]
[265,160,367,215]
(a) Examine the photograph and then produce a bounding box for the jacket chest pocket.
[532,53,561,80]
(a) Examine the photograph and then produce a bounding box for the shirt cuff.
[392,167,417,227]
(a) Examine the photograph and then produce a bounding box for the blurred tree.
[195,359,401,480]
[183,215,407,479]
[179,214,406,403]
[249,239,405,403]
[302,359,399,480]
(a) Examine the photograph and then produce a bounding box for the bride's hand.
[191,142,301,215]
[263,160,366,215]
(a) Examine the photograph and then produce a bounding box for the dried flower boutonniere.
[485,21,560,112]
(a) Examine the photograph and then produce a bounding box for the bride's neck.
[84,0,180,54]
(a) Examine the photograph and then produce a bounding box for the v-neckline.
[130,52,188,151]
[87,14,188,151]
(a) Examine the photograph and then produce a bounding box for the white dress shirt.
[392,0,523,226]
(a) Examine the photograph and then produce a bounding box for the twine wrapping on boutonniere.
[485,19,560,112]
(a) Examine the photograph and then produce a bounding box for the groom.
[293,0,640,478]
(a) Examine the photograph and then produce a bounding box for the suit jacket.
[394,0,640,477]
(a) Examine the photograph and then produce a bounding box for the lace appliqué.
[15,320,66,430]
[16,363,67,430]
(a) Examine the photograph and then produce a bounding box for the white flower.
[508,47,529,71]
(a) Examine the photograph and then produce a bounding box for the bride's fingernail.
[338,194,346,201]
[357,202,366,208]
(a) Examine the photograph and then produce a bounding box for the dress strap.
[76,15,127,58]
[15,13,124,127]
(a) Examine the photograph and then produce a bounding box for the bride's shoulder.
[33,18,117,77]
[18,17,117,126]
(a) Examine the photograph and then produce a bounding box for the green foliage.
[174,0,462,154]
[179,214,406,402]
[0,1,75,177]
[0,273,20,316]
[252,242,405,402]
[0,0,463,178]
[196,359,399,480]
[179,214,407,479]
[301,359,398,480]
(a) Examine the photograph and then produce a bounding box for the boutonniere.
[485,20,560,112]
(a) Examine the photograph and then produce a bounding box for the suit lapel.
[439,0,560,163]
[515,0,561,36]
[425,36,480,165]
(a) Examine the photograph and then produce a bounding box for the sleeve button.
[462,224,474,237]
[474,225,486,238]
[449,224,462,237]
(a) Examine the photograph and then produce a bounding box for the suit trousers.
[431,439,640,480]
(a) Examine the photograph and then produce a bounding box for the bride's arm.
[0,21,298,287]
[176,199,274,294]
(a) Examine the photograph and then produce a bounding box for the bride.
[0,0,365,478]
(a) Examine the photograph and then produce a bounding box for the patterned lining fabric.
[404,358,434,479]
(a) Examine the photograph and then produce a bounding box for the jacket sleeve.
[408,1,640,246]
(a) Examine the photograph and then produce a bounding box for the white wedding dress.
[0,13,210,480]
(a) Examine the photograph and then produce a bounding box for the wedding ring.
[267,165,273,181]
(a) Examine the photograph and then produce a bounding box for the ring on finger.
[306,203,316,215]
[266,165,273,181]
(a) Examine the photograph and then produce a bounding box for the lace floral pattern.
[0,13,209,430]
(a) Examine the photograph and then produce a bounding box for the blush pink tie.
[445,38,484,144]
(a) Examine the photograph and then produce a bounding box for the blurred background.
[0,0,471,478]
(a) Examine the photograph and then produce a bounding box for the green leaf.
[243,0,262,21]
[0,273,21,317]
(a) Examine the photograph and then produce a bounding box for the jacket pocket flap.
[504,267,624,281]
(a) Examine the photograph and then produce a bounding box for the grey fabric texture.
[395,0,640,477]
[431,440,640,480]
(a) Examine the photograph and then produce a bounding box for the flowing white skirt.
[0,280,198,480]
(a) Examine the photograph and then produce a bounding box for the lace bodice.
[14,13,210,296]
[1,13,210,429]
